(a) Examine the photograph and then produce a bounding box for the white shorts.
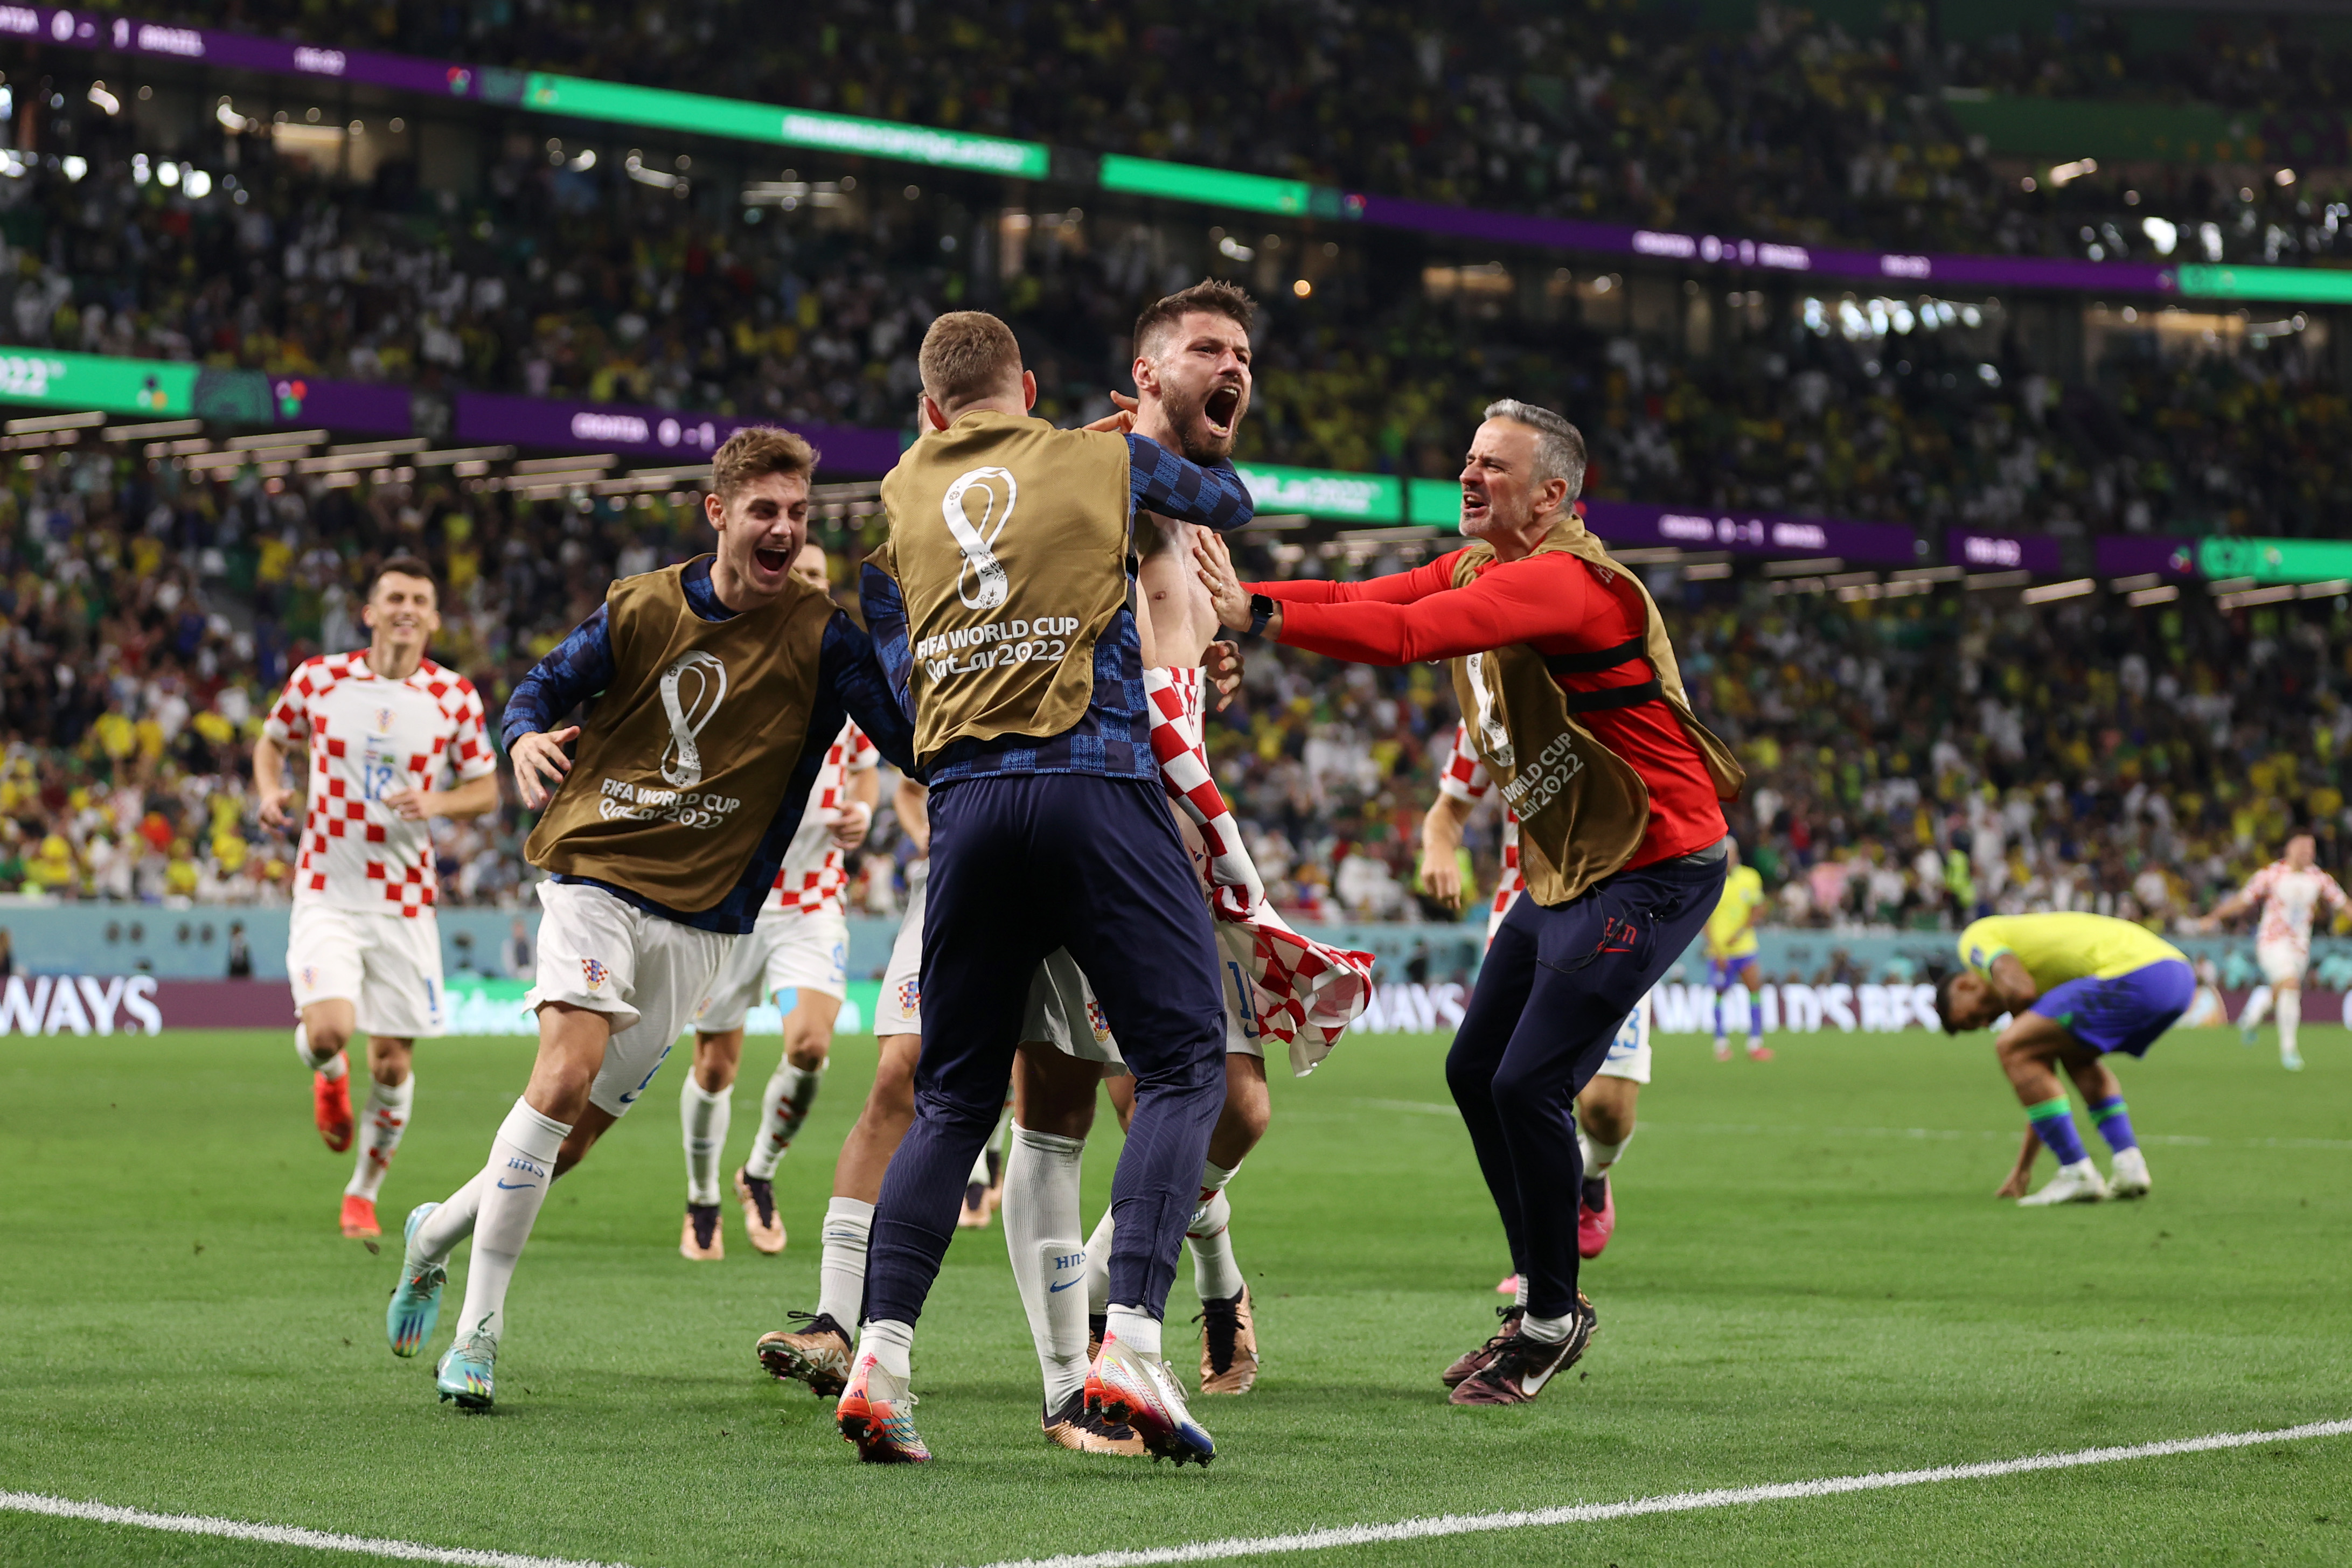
[1592,989,1652,1085]
[691,908,849,1033]
[288,902,446,1040]
[526,880,733,1118]
[1033,923,1265,1074]
[2256,939,2307,987]
[875,868,926,1038]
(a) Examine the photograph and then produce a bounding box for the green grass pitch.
[2,1023,2347,1567]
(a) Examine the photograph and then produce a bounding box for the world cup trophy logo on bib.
[1466,651,1515,769]
[941,465,1017,611]
[658,650,729,789]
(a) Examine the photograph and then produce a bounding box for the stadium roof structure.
[12,3,2352,309]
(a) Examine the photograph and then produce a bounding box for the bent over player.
[677,541,881,1261]
[379,428,913,1409]
[1936,911,2188,1206]
[2199,833,2344,1072]
[1199,399,1743,1406]
[253,557,498,1239]
[841,309,1255,1464]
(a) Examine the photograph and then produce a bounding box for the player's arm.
[252,730,299,830]
[1985,951,2040,1011]
[502,604,615,809]
[2198,887,2255,931]
[892,776,930,855]
[818,611,917,775]
[831,754,882,852]
[1418,792,1474,914]
[384,771,500,823]
[1125,433,1255,533]
[1994,1126,2040,1200]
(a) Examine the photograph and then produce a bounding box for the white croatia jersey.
[1438,720,1523,928]
[2239,860,2349,954]
[263,652,494,916]
[769,721,879,918]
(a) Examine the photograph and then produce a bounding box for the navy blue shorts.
[2030,958,2195,1057]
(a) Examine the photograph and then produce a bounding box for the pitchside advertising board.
[1346,979,1943,1035]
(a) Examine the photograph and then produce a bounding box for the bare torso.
[1136,512,1219,668]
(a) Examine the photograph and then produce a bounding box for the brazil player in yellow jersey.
[1934,912,2193,1207]
[1704,839,1771,1062]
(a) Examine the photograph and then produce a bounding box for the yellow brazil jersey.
[1956,913,2186,992]
[1706,864,1765,958]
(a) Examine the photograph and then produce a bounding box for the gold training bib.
[1447,522,1744,907]
[526,561,832,912]
[873,410,1133,770]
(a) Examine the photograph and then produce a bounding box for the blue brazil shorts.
[2029,958,2196,1057]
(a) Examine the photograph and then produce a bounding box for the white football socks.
[1002,1123,1091,1409]
[1519,1309,1570,1344]
[859,1316,914,1381]
[1104,1304,1161,1358]
[1187,1159,1243,1302]
[451,1098,570,1346]
[1513,1273,1530,1309]
[816,1196,874,1334]
[2277,988,2301,1058]
[1081,1207,1117,1316]
[412,1170,484,1263]
[345,1072,414,1201]
[1578,1124,1633,1177]
[296,1022,347,1077]
[679,1077,730,1208]
[2240,985,2274,1028]
[744,1059,824,1181]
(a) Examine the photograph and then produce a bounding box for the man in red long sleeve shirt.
[1197,400,1742,1406]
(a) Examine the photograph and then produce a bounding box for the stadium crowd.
[4,110,2346,545]
[3,420,2348,937]
[180,0,2352,270]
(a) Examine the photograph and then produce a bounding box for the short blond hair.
[918,311,1024,409]
[711,425,817,499]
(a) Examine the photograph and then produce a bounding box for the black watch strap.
[1247,593,1276,639]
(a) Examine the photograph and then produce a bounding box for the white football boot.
[2018,1159,2111,1207]
[2106,1147,2152,1199]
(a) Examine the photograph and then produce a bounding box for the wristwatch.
[1246,593,1276,639]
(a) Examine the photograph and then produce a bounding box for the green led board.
[521,74,1050,177]
[1098,155,1314,216]
[0,351,194,415]
[1234,463,1402,521]
[2175,263,2352,306]
[2197,536,2352,584]
[1407,478,1465,530]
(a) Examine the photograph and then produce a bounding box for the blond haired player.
[2200,832,2346,1072]
[1419,719,1652,1295]
[254,556,498,1239]
[378,428,913,1410]
[677,541,882,1260]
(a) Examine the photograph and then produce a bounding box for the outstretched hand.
[1192,529,1254,634]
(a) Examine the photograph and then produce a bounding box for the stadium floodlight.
[2140,217,2178,256]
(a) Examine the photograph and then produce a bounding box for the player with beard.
[997,281,1370,1414]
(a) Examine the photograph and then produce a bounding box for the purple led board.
[454,392,904,473]
[3,8,477,97]
[1946,528,2063,574]
[1583,501,1923,566]
[2095,535,2200,580]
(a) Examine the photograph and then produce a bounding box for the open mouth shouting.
[1459,483,1492,529]
[752,540,794,578]
[1203,384,1242,440]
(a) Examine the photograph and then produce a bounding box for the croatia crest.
[581,958,609,992]
[897,978,921,1014]
[1085,998,1111,1043]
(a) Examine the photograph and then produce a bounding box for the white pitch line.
[0,1492,629,1568]
[970,1418,2352,1568]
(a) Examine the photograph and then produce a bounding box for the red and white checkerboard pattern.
[263,653,493,917]
[2239,858,2349,956]
[768,721,880,918]
[1146,664,1374,1073]
[1438,720,1524,924]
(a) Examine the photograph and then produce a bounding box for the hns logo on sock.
[581,959,609,992]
